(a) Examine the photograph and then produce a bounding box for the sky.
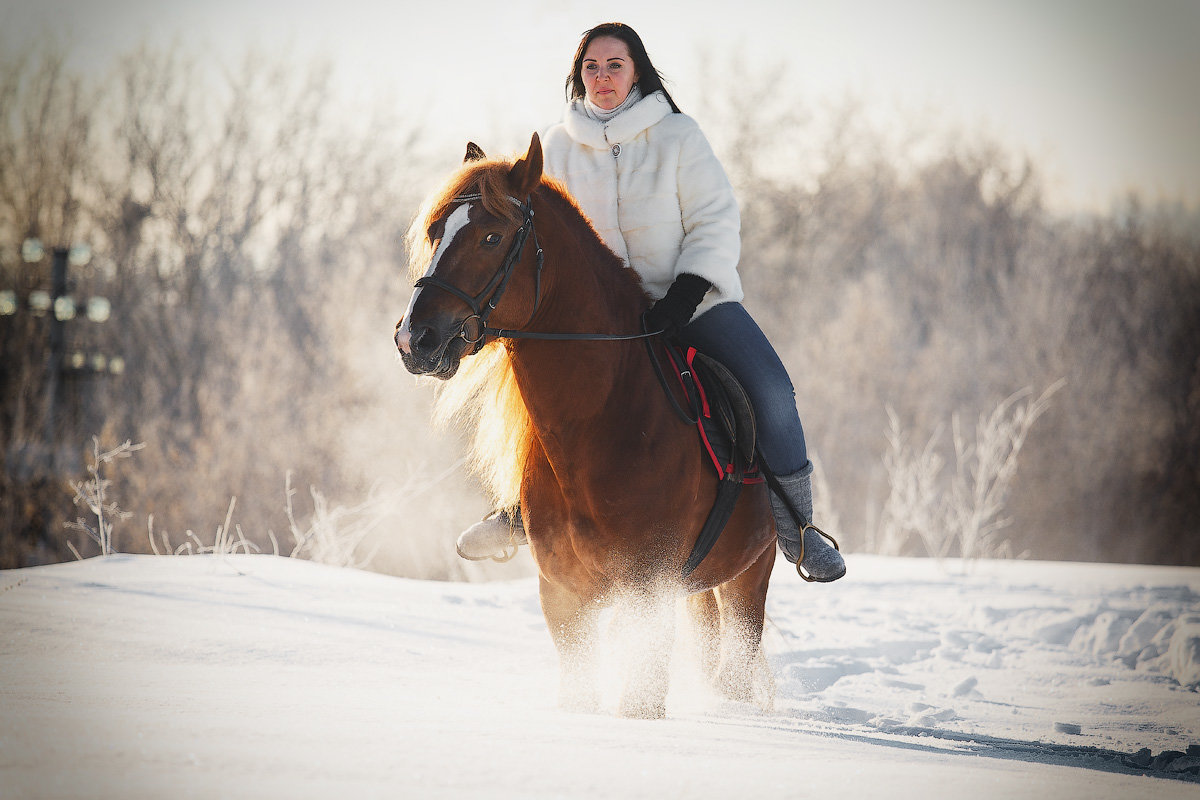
[3,0,1199,213]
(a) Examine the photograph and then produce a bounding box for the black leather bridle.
[411,192,663,354]
[412,193,542,354]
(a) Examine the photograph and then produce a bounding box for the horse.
[394,133,777,718]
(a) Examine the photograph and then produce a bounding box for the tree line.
[1,43,1196,571]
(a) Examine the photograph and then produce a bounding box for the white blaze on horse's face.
[426,202,474,280]
[396,202,474,353]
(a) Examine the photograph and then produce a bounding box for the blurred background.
[1,0,1197,576]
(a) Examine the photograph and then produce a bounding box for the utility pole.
[4,238,112,475]
[43,246,69,470]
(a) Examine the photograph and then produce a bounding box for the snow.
[2,553,1198,798]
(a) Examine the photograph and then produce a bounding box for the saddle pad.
[666,345,762,485]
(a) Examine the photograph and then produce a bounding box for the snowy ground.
[1,552,1198,799]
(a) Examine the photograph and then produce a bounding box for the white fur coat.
[542,91,743,317]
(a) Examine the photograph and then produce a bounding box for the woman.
[457,22,844,583]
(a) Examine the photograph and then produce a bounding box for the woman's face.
[580,36,639,110]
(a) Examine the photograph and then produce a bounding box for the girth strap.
[675,346,759,580]
[681,475,744,579]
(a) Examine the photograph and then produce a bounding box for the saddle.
[661,344,762,578]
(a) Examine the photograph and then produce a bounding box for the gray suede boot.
[455,508,526,562]
[770,462,846,582]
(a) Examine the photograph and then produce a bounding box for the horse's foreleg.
[538,576,601,713]
[713,545,776,708]
[686,589,721,680]
[612,591,675,719]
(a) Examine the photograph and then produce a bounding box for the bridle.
[412,192,663,355]
[413,192,540,354]
[413,190,704,427]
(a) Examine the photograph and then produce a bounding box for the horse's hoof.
[715,656,776,711]
[618,697,667,720]
[716,675,754,705]
[558,685,601,715]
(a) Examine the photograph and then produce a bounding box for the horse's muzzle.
[395,315,464,379]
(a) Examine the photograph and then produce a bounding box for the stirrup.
[455,510,522,563]
[456,540,519,563]
[795,523,842,583]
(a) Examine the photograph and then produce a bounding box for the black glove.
[644,274,711,334]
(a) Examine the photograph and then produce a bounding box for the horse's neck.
[508,197,651,437]
[509,336,641,423]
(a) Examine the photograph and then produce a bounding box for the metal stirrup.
[795,523,841,583]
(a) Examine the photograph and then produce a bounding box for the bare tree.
[1,40,433,566]
[0,46,101,566]
[704,59,1200,566]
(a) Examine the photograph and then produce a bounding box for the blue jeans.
[680,302,809,476]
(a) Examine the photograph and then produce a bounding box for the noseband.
[413,193,543,355]
[411,192,666,353]
[411,191,699,426]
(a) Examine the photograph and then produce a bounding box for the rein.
[413,192,664,353]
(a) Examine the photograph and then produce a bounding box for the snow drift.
[1,553,1198,798]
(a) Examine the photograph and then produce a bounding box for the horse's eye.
[483,232,503,247]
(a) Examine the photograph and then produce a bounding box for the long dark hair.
[565,23,681,113]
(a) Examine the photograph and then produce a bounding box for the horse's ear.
[507,132,543,197]
[464,142,486,163]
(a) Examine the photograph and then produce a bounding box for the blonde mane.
[430,338,530,513]
[405,159,527,282]
[406,153,630,513]
[407,157,540,513]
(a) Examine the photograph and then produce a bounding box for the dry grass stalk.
[878,379,1064,562]
[65,437,145,557]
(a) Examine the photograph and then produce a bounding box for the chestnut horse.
[395,133,776,718]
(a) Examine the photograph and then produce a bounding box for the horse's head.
[395,133,545,379]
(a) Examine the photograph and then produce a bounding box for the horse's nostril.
[411,324,439,356]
